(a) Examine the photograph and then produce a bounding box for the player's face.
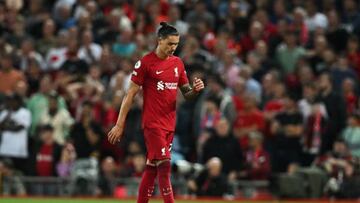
[159,35,180,56]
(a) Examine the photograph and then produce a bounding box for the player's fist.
[107,124,124,144]
[193,77,204,92]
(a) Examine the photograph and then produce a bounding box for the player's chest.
[147,61,180,82]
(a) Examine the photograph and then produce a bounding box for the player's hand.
[107,124,124,144]
[193,77,204,92]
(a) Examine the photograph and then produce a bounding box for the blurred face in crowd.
[30,0,42,13]
[272,83,285,99]
[158,34,179,57]
[249,21,263,40]
[284,32,297,47]
[207,157,222,177]
[344,0,357,11]
[273,0,286,16]
[168,5,180,22]
[314,36,327,53]
[58,5,71,20]
[101,157,116,175]
[297,65,314,84]
[40,75,52,94]
[333,141,347,156]
[82,30,93,46]
[86,1,97,15]
[327,10,339,27]
[14,80,28,97]
[293,8,305,25]
[233,77,246,95]
[21,39,33,54]
[243,94,257,110]
[255,40,268,58]
[43,19,56,37]
[347,37,359,52]
[49,96,58,114]
[284,96,296,110]
[342,78,355,93]
[303,85,317,101]
[262,73,275,92]
[205,100,219,115]
[1,56,13,71]
[133,154,146,172]
[215,119,230,137]
[40,129,54,145]
[347,115,360,127]
[322,49,336,65]
[318,73,332,91]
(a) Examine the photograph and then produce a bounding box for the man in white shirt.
[0,94,31,174]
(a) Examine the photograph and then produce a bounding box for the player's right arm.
[107,81,140,144]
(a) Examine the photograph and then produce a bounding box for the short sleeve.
[178,60,189,86]
[131,59,147,86]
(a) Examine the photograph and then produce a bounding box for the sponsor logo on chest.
[155,67,179,91]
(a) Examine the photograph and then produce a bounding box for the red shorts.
[143,127,174,162]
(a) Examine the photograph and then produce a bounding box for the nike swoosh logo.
[156,70,164,75]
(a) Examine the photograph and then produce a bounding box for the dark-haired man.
[108,22,205,203]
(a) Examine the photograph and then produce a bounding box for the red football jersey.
[131,52,189,131]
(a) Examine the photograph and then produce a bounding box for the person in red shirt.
[34,125,62,177]
[233,94,265,150]
[107,22,205,203]
[238,131,271,180]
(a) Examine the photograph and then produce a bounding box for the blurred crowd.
[0,0,360,199]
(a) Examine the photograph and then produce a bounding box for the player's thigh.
[144,128,173,161]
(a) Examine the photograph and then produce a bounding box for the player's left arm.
[180,77,205,100]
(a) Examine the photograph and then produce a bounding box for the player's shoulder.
[171,55,184,66]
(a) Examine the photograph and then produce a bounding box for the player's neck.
[155,47,168,60]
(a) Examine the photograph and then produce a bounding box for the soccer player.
[107,22,205,203]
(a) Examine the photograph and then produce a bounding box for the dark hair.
[157,22,179,39]
[39,124,54,133]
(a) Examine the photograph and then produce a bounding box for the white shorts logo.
[161,147,166,156]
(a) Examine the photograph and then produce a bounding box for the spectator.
[342,112,360,157]
[56,143,76,178]
[36,18,57,56]
[168,5,189,36]
[0,159,26,196]
[233,93,265,150]
[304,0,328,33]
[16,38,45,71]
[0,54,25,95]
[318,72,347,153]
[276,31,306,75]
[29,125,62,195]
[346,35,360,78]
[187,157,229,197]
[96,156,119,197]
[202,118,243,175]
[342,78,358,115]
[271,93,303,172]
[39,92,74,145]
[27,75,67,135]
[70,101,102,159]
[185,1,215,31]
[0,94,31,174]
[112,29,136,58]
[326,10,349,53]
[78,30,102,64]
[237,131,271,180]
